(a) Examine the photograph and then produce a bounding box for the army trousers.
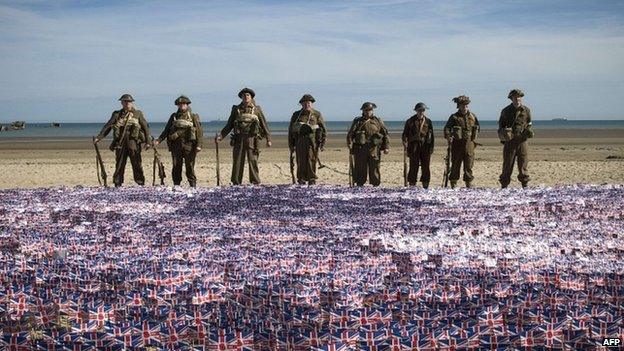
[231,135,261,185]
[170,141,197,187]
[295,137,318,184]
[352,144,381,186]
[113,140,145,186]
[449,139,476,183]
[407,142,432,185]
[499,139,530,187]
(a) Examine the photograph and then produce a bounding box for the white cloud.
[0,0,623,121]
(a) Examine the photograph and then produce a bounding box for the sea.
[0,120,623,139]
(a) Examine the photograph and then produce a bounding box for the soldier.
[498,89,533,188]
[215,88,272,185]
[443,95,480,188]
[94,94,152,187]
[288,94,327,185]
[154,95,203,187]
[347,102,389,186]
[402,102,434,188]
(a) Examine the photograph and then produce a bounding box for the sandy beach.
[0,129,622,189]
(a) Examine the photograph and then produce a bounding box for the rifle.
[93,136,108,187]
[289,148,296,184]
[348,145,354,187]
[151,138,166,186]
[215,137,221,186]
[443,137,453,188]
[403,143,408,187]
[314,144,326,169]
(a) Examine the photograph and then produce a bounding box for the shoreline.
[0,129,622,189]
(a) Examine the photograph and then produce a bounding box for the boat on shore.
[552,117,568,122]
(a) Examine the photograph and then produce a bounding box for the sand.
[0,129,622,189]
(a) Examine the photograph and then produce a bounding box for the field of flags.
[0,184,623,350]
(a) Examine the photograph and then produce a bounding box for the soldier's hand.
[154,140,160,146]
[196,147,202,152]
[383,149,389,155]
[319,146,324,152]
[93,137,100,144]
[215,133,222,142]
[266,140,272,147]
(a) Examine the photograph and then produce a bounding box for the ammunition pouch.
[169,130,182,141]
[451,126,463,140]
[370,133,383,146]
[498,128,514,142]
[235,113,260,136]
[523,124,534,139]
[354,131,367,145]
[297,122,317,139]
[172,119,196,142]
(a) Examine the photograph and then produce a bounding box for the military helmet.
[238,87,255,99]
[175,95,192,105]
[414,102,429,111]
[118,94,135,102]
[360,102,377,111]
[299,94,316,104]
[508,89,525,99]
[452,95,471,105]
[299,123,313,135]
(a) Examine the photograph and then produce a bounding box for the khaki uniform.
[220,102,271,185]
[158,108,203,187]
[288,109,327,184]
[97,108,151,186]
[402,114,434,187]
[498,104,532,187]
[347,115,389,186]
[443,111,480,186]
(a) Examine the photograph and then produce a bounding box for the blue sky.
[0,0,623,122]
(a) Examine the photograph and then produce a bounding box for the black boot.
[422,182,429,189]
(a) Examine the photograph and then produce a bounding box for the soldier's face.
[511,96,522,106]
[416,108,425,116]
[362,109,374,118]
[301,101,313,110]
[458,104,469,114]
[178,103,189,112]
[121,101,132,110]
[242,93,252,104]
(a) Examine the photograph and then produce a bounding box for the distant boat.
[10,121,26,130]
[0,125,6,132]
[551,117,568,122]
[51,122,61,127]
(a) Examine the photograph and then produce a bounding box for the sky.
[0,0,623,122]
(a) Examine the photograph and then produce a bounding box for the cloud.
[0,0,623,122]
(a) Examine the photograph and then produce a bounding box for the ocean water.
[0,120,622,139]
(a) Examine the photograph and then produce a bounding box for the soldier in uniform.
[215,88,272,185]
[498,89,533,188]
[94,94,152,187]
[347,102,389,187]
[443,95,480,188]
[288,94,327,185]
[402,102,434,188]
[154,95,203,187]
